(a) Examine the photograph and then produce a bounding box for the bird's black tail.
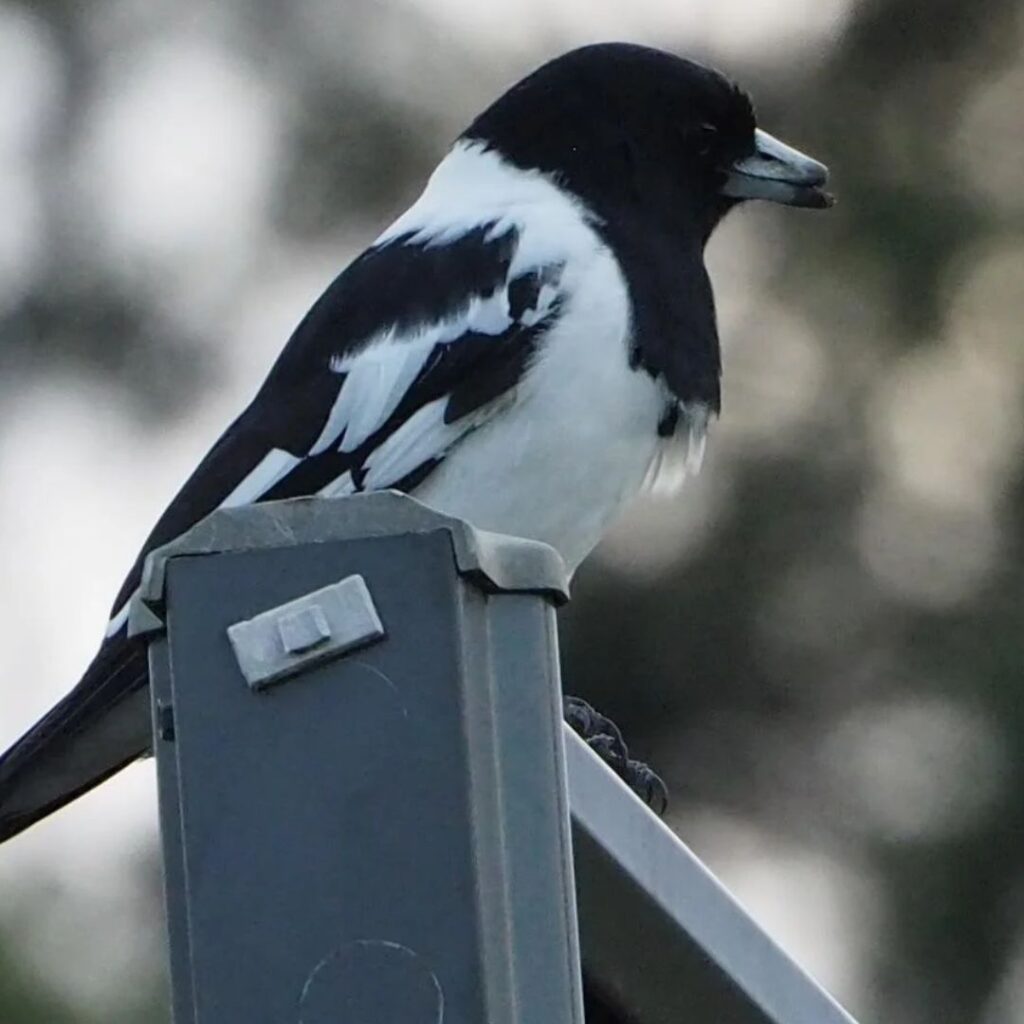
[0,636,151,844]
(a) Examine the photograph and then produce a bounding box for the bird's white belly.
[414,246,664,575]
[414,398,658,574]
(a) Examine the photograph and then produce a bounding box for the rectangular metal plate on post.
[226,573,385,690]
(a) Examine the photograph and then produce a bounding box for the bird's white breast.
[417,262,662,574]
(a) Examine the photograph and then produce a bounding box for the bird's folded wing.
[107,220,567,621]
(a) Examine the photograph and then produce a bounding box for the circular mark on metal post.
[298,940,444,1023]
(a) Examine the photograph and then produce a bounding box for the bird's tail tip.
[0,638,151,845]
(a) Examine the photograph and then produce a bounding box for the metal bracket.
[226,574,385,691]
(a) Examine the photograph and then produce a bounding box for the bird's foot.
[563,695,628,767]
[562,696,668,815]
[618,757,668,816]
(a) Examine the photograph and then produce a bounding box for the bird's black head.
[465,43,832,243]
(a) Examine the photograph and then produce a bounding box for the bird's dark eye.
[690,122,719,157]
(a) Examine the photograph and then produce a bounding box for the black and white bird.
[0,42,831,842]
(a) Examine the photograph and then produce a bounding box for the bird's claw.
[563,696,628,763]
[585,731,629,773]
[563,695,669,816]
[620,758,669,816]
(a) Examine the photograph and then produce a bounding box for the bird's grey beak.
[721,128,833,209]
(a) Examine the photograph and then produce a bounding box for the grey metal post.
[136,490,862,1024]
[133,492,582,1024]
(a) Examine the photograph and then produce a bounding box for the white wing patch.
[460,289,512,336]
[311,340,430,456]
[361,398,461,490]
[105,600,132,638]
[220,449,302,508]
[312,286,517,457]
[329,355,391,454]
[337,343,430,453]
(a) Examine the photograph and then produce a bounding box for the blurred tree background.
[0,0,1021,1021]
